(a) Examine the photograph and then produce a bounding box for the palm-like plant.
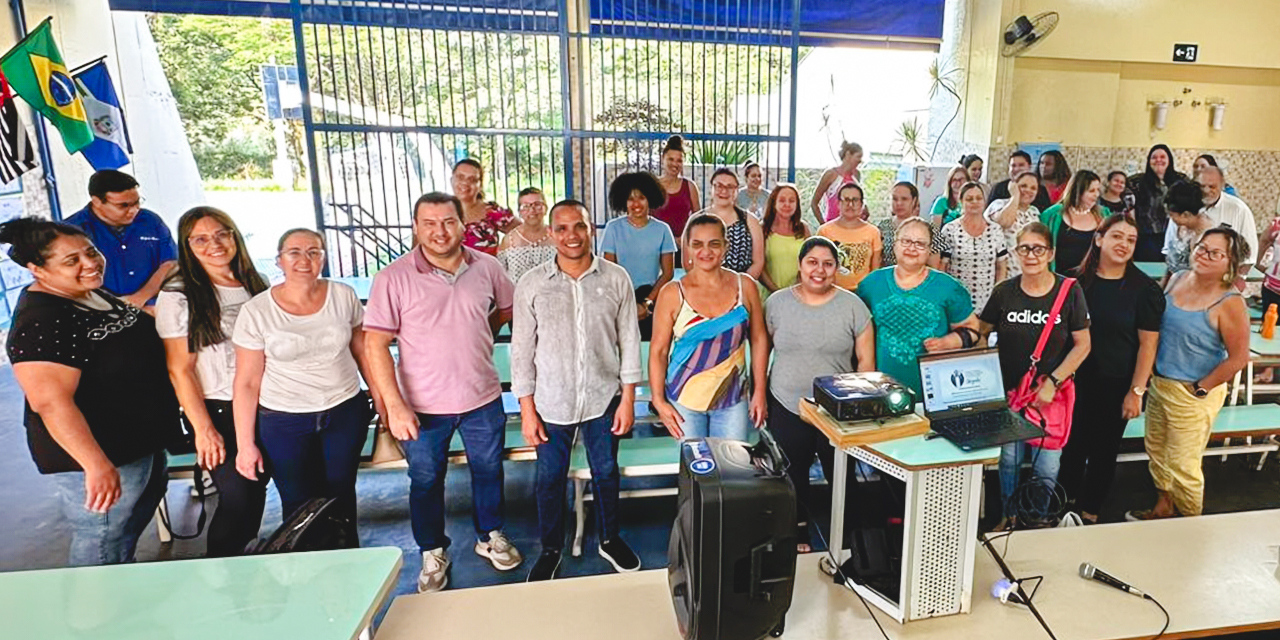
[928,57,964,160]
[894,117,927,164]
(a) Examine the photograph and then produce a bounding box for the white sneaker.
[418,548,450,593]
[474,530,523,571]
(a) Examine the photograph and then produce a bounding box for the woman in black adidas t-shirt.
[978,222,1092,529]
[4,217,179,566]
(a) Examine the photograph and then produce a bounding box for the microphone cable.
[1146,593,1170,639]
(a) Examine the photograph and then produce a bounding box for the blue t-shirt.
[64,206,177,301]
[599,216,676,288]
[855,267,974,397]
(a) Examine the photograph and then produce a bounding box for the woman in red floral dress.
[452,158,520,255]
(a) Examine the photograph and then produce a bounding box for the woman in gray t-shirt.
[764,236,874,552]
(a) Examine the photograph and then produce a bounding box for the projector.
[813,372,915,422]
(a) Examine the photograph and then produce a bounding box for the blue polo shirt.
[64,205,177,300]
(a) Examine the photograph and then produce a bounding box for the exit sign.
[1173,44,1199,63]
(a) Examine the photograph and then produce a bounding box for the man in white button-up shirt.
[512,199,643,582]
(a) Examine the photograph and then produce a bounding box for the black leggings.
[767,395,836,537]
[634,285,654,341]
[1058,375,1130,516]
[203,400,271,557]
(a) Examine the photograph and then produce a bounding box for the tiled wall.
[986,144,1280,223]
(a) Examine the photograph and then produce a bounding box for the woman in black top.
[978,222,1092,529]
[1060,214,1164,523]
[5,217,179,566]
[696,167,764,278]
[1127,144,1187,262]
[1099,171,1129,216]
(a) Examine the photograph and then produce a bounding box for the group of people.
[4,137,1265,587]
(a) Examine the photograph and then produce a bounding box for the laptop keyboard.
[934,412,1017,439]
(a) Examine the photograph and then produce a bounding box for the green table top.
[1135,262,1166,278]
[864,433,1000,469]
[0,547,402,640]
[1124,403,1280,439]
[1250,326,1280,357]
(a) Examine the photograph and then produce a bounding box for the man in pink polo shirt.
[364,192,521,593]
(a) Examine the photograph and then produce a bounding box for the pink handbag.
[1006,278,1077,450]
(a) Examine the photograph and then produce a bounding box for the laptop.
[917,348,1044,452]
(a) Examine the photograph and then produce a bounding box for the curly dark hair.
[608,171,666,213]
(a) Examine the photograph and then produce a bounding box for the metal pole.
[291,0,329,275]
[8,0,62,220]
[786,0,799,183]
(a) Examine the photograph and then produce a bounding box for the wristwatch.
[1131,386,1146,397]
[1046,373,1063,388]
[1194,381,1209,398]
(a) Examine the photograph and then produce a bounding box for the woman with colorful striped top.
[649,214,769,442]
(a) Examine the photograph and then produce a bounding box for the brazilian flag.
[0,19,93,153]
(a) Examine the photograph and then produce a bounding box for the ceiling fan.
[1001,12,1059,57]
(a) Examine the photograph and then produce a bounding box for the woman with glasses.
[156,207,270,557]
[978,222,1091,529]
[649,214,768,442]
[497,187,556,283]
[818,183,882,291]
[1058,214,1164,524]
[4,217,179,566]
[767,236,874,551]
[930,166,970,229]
[760,184,809,293]
[697,167,764,279]
[985,171,1043,279]
[452,159,519,256]
[1040,170,1105,275]
[232,229,379,544]
[1128,228,1250,521]
[602,172,677,340]
[737,161,771,219]
[879,182,940,268]
[856,218,978,399]
[940,182,1008,310]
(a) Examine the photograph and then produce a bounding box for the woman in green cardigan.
[1041,170,1105,275]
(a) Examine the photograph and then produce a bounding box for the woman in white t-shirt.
[156,207,270,557]
[232,229,377,545]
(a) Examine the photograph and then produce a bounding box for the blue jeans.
[535,398,621,550]
[673,399,751,441]
[257,392,370,545]
[402,397,505,552]
[999,443,1063,519]
[53,451,168,566]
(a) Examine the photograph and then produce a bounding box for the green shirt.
[931,196,962,226]
[855,267,975,397]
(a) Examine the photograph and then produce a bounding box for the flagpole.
[7,2,61,220]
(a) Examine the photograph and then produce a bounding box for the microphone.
[1078,562,1147,598]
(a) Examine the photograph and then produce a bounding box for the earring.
[1223,271,1234,285]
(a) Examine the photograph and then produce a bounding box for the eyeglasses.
[104,196,144,212]
[452,174,481,186]
[895,238,929,252]
[1193,244,1228,261]
[280,248,325,261]
[188,229,234,249]
[1014,244,1050,257]
[839,197,863,205]
[518,202,547,212]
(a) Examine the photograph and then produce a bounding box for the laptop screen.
[919,350,1006,414]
